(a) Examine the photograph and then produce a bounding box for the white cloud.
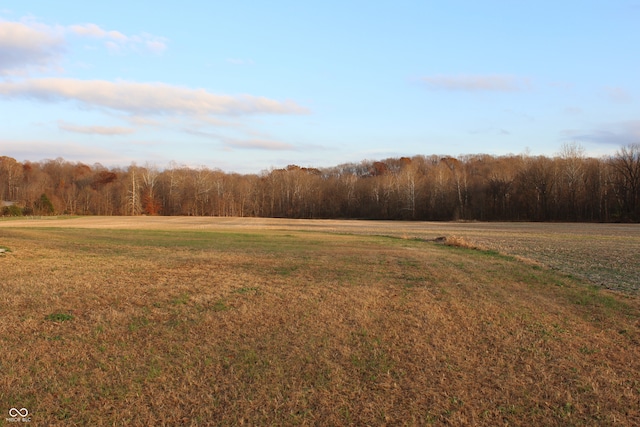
[226,58,255,66]
[562,120,640,146]
[144,39,167,54]
[468,127,511,136]
[58,120,135,135]
[184,128,294,151]
[69,23,167,54]
[603,86,633,104]
[0,78,309,116]
[421,74,531,92]
[128,33,167,54]
[0,20,65,74]
[104,41,121,54]
[69,23,127,41]
[0,18,167,75]
[224,138,294,150]
[126,116,162,127]
[0,139,133,164]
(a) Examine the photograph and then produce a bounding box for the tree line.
[1,143,639,222]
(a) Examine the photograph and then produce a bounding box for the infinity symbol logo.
[9,408,28,418]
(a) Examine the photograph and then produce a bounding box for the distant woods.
[1,143,639,222]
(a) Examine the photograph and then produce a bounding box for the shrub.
[2,205,24,216]
[37,194,55,215]
[443,235,485,250]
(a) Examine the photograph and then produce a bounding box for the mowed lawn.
[1,221,639,425]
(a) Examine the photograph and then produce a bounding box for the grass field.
[1,217,639,425]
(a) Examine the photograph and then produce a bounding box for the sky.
[1,1,639,173]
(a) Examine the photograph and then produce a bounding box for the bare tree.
[3,144,640,222]
[126,165,142,216]
[611,143,640,220]
[141,164,161,215]
[440,157,469,219]
[516,155,557,221]
[558,142,586,220]
[0,156,24,202]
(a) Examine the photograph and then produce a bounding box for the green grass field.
[1,218,639,425]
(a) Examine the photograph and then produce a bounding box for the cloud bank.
[58,120,136,135]
[562,120,640,146]
[0,20,64,74]
[0,18,166,76]
[0,78,309,116]
[0,17,305,153]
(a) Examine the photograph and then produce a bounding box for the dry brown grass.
[1,218,639,425]
[2,216,638,291]
[439,235,486,250]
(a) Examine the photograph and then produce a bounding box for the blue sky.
[1,1,639,173]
